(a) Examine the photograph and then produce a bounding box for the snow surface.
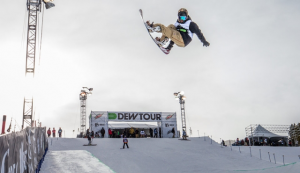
[41,137,300,173]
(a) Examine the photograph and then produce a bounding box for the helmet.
[178,8,188,21]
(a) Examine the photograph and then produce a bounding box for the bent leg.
[152,23,185,47]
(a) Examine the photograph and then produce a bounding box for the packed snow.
[40,137,300,173]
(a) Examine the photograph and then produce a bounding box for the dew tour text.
[118,113,161,121]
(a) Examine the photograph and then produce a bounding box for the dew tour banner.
[90,111,177,138]
[0,127,48,173]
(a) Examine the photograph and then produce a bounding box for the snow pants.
[152,23,185,47]
[123,143,129,148]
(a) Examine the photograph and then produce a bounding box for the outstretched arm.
[189,22,210,47]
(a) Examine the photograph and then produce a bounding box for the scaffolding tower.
[22,98,33,128]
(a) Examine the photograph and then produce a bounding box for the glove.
[203,41,210,47]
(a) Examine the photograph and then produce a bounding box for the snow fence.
[0,127,48,173]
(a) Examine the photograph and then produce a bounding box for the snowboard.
[178,139,191,141]
[83,144,97,146]
[139,9,170,55]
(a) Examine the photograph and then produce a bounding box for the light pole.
[174,91,186,139]
[79,87,93,137]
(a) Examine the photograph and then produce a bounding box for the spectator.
[241,139,244,146]
[100,127,105,138]
[129,127,134,138]
[154,128,158,138]
[236,138,239,145]
[149,128,153,137]
[222,140,227,146]
[112,130,115,138]
[58,127,62,138]
[295,140,298,147]
[91,131,94,138]
[245,137,249,146]
[288,140,292,146]
[140,129,145,138]
[108,128,112,138]
[135,129,139,138]
[95,132,100,138]
[52,128,56,137]
[47,128,51,137]
[182,130,187,140]
[122,136,129,149]
[264,138,268,146]
[171,127,175,138]
[159,128,162,138]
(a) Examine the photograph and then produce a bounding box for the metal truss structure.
[79,87,92,137]
[245,124,290,137]
[25,0,42,74]
[22,98,33,128]
[180,99,186,132]
[80,96,87,136]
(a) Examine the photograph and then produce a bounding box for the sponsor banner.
[161,122,177,138]
[0,127,48,173]
[90,111,109,138]
[107,112,162,122]
[161,112,176,122]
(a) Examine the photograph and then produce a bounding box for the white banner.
[162,122,177,138]
[90,111,108,138]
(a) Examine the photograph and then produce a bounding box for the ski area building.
[89,111,178,138]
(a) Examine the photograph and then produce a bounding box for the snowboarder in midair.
[146,8,210,53]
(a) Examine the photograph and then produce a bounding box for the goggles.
[180,16,187,20]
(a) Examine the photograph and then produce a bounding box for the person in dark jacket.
[146,8,210,53]
[171,128,175,138]
[149,128,153,138]
[58,127,62,138]
[154,128,158,138]
[100,127,105,138]
[86,129,91,145]
[159,128,162,138]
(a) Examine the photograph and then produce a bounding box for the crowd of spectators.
[90,127,163,138]
[232,137,289,146]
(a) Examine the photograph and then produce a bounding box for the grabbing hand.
[203,41,210,47]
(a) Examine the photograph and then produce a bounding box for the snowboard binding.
[146,21,161,32]
[155,37,169,47]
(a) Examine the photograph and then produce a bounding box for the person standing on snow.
[100,127,105,138]
[86,129,92,145]
[146,8,210,53]
[182,129,187,140]
[122,136,129,149]
[171,127,175,138]
[47,128,51,137]
[108,128,112,138]
[52,128,56,137]
[154,128,158,138]
[58,127,62,138]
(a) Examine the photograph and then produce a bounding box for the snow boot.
[165,41,174,51]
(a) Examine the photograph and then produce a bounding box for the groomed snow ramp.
[42,137,300,173]
[40,150,115,173]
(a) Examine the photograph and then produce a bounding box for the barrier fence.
[0,127,48,173]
